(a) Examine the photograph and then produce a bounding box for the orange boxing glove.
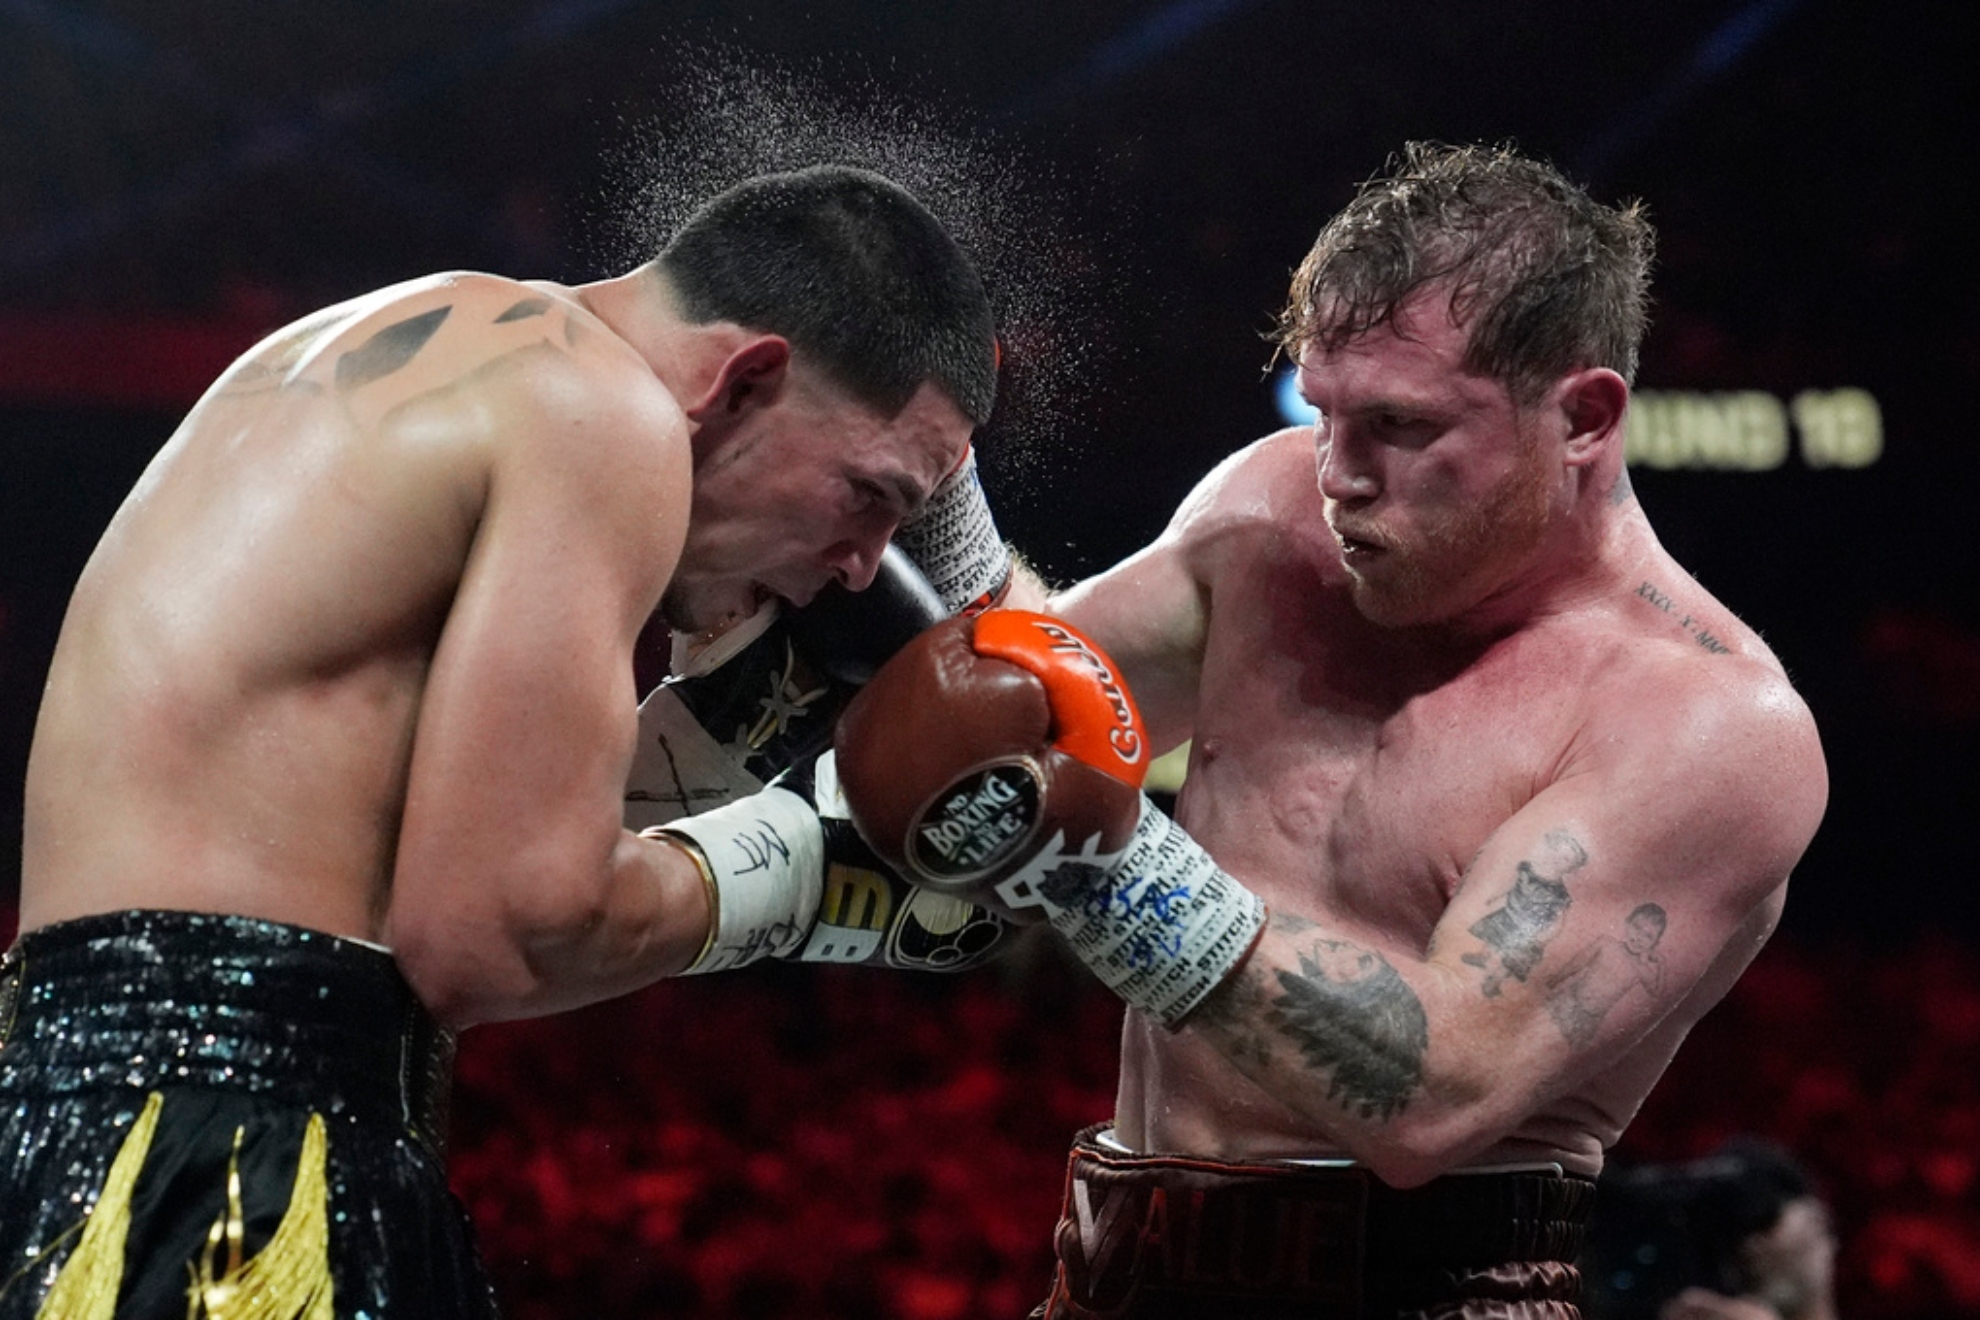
[832,610,1148,918]
[836,610,1267,1028]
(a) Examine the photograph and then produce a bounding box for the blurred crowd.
[440,931,1980,1319]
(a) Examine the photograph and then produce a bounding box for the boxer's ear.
[1557,368,1628,466]
[694,335,791,420]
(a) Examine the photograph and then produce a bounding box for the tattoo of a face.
[1460,830,1587,997]
[1268,937,1428,1121]
[1543,902,1669,1047]
[335,306,452,391]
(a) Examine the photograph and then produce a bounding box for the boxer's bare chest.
[1177,525,1602,945]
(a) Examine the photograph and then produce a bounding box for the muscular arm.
[1181,671,1826,1186]
[1047,436,1289,754]
[383,324,713,1027]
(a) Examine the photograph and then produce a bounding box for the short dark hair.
[659,164,998,425]
[1276,141,1655,405]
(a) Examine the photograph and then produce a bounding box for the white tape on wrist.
[653,786,824,974]
[1039,797,1265,1028]
[893,446,1012,615]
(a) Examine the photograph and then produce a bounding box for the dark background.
[5,0,1977,940]
[4,2,1978,1314]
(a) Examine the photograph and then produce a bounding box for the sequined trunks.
[0,909,500,1319]
[1033,1124,1595,1320]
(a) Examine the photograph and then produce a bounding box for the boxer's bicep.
[1205,679,1817,1180]
[1049,432,1290,752]
[1052,523,1210,755]
[1422,683,1817,1103]
[388,355,693,1020]
[1052,546,1204,753]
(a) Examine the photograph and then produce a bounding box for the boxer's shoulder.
[1155,429,1326,588]
[1509,581,1824,844]
[247,273,666,414]
[332,277,689,475]
[1174,428,1317,524]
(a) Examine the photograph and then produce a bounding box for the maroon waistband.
[1047,1124,1594,1318]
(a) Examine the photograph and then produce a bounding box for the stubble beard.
[1339,448,1557,629]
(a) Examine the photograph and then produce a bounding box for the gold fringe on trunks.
[187,1113,334,1320]
[27,1096,333,1320]
[35,1090,165,1320]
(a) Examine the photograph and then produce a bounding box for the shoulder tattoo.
[335,305,452,391]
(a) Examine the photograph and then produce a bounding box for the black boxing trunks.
[1034,1125,1595,1320]
[0,910,500,1320]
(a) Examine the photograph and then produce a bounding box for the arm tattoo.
[335,306,452,390]
[1268,937,1428,1121]
[1460,830,1587,997]
[1192,968,1278,1071]
[1543,902,1670,1047]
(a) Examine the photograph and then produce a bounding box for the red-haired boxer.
[891,143,1827,1319]
[2,165,997,1320]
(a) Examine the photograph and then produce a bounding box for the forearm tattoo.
[1266,934,1428,1121]
[1543,903,1670,1046]
[1460,830,1587,997]
[1192,968,1277,1071]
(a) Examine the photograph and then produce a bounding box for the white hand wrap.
[893,445,1012,615]
[992,796,1266,1028]
[649,786,823,974]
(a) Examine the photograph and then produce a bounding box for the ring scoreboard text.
[1624,388,1881,471]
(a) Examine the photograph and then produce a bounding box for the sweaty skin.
[21,274,700,1023]
[1047,295,1826,1188]
[20,270,969,1028]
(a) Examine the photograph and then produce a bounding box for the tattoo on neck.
[1633,581,1732,654]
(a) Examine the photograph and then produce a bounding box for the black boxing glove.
[834,610,1267,1027]
[785,753,1011,972]
[624,545,945,829]
[630,550,1011,974]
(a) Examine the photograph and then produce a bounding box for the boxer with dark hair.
[836,142,1828,1319]
[1,163,995,1318]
